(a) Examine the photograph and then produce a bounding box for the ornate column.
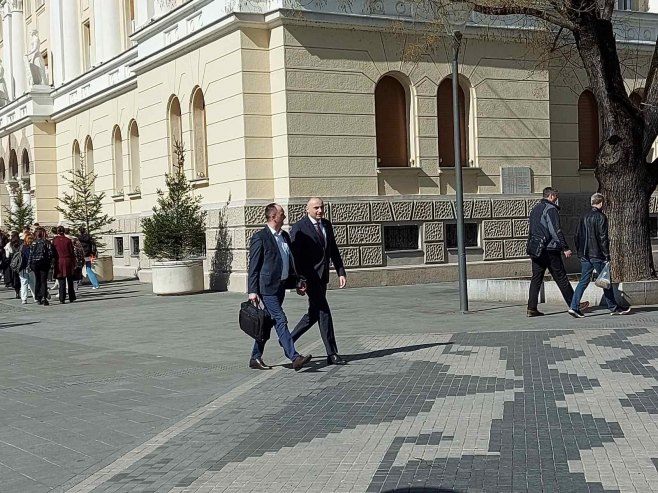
[135,0,153,30]
[2,2,13,100]
[18,178,30,207]
[102,1,123,61]
[92,0,105,64]
[91,0,122,64]
[48,0,63,86]
[60,0,82,81]
[6,180,17,214]
[9,0,26,97]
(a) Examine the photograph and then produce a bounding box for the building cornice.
[51,48,139,120]
[0,88,52,138]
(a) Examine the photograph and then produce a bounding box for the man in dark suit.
[248,203,312,371]
[290,197,348,365]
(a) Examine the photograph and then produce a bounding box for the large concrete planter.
[93,256,114,283]
[151,259,204,295]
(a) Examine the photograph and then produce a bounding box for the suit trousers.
[291,282,338,356]
[527,250,574,310]
[58,276,76,303]
[251,285,299,362]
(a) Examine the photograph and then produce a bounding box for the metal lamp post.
[443,1,472,313]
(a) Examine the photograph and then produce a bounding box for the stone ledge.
[468,278,605,306]
[216,259,533,292]
[618,280,658,305]
[467,277,657,308]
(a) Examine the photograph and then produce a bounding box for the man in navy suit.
[247,203,312,371]
[290,197,348,365]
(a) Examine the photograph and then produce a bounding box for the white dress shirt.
[308,216,326,243]
[268,226,291,280]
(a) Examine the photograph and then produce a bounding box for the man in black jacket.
[527,187,586,317]
[290,197,347,365]
[247,203,312,371]
[568,193,630,318]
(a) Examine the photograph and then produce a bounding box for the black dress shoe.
[527,308,544,317]
[327,354,347,365]
[292,354,312,371]
[249,358,272,370]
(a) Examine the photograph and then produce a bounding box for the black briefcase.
[238,300,274,343]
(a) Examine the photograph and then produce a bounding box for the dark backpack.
[10,250,23,273]
[30,240,52,267]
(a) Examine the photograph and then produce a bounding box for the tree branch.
[471,3,576,30]
[601,0,614,20]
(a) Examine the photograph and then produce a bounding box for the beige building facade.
[1,0,658,291]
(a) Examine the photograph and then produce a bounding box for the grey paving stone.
[3,281,658,491]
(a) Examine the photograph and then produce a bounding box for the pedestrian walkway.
[2,280,658,492]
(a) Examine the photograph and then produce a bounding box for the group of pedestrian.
[526,187,631,318]
[250,191,632,372]
[0,225,101,305]
[247,197,346,372]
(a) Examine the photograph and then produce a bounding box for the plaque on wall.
[501,167,532,194]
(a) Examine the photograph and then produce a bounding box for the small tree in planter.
[56,157,115,251]
[56,156,116,281]
[4,187,34,232]
[141,141,207,294]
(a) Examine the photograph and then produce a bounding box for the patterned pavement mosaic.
[64,328,658,493]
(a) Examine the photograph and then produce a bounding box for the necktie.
[314,221,325,246]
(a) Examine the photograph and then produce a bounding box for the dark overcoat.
[52,235,76,279]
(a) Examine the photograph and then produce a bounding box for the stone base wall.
[108,193,658,292]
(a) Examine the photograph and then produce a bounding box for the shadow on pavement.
[0,321,39,330]
[466,304,523,313]
[382,488,459,492]
[284,342,451,371]
[71,294,144,304]
[625,306,658,313]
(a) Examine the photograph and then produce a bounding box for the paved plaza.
[3,281,658,492]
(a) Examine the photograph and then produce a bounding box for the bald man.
[290,197,347,365]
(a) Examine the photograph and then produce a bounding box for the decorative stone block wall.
[114,193,609,291]
[424,222,444,242]
[348,224,382,244]
[425,243,446,264]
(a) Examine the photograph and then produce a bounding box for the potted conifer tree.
[141,142,207,295]
[56,158,116,282]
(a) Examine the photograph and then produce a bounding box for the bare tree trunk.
[575,18,657,281]
[597,149,653,281]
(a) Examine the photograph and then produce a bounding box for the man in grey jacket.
[526,187,588,317]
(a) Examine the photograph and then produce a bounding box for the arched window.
[112,126,124,194]
[72,140,81,171]
[21,149,30,176]
[0,158,5,182]
[190,87,208,178]
[168,95,183,170]
[438,78,468,167]
[84,136,94,187]
[578,90,600,169]
[375,75,409,167]
[9,150,18,179]
[128,120,141,192]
